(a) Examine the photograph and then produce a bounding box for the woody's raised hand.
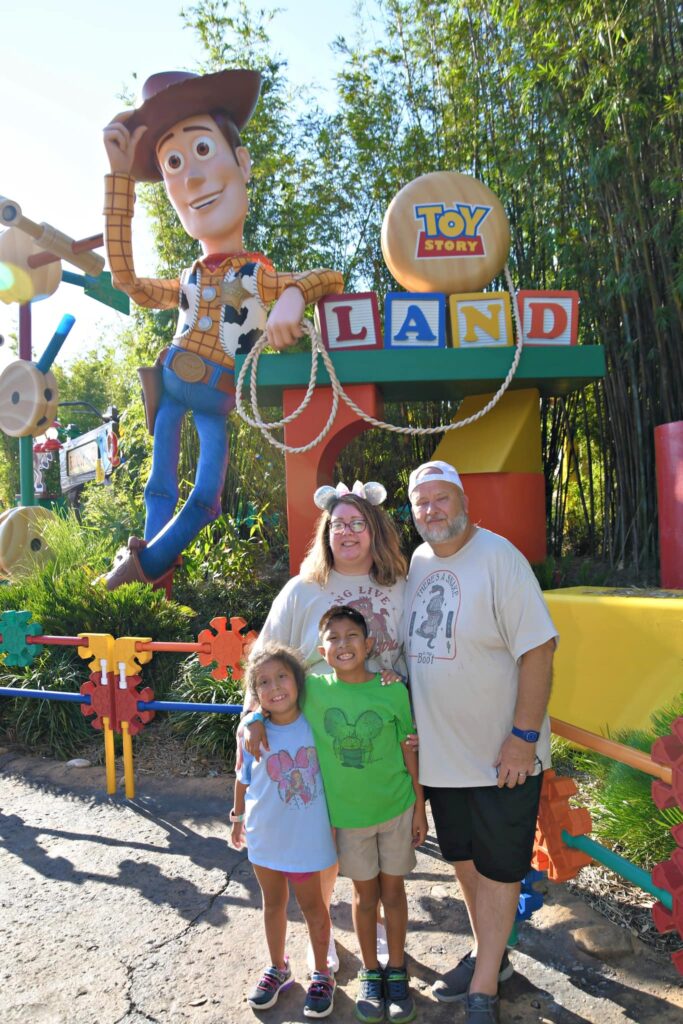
[103,112,148,176]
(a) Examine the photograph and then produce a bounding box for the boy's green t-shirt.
[302,672,415,829]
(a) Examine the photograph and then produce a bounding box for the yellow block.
[449,292,513,347]
[545,587,683,735]
[432,388,542,473]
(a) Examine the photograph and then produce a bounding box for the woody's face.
[156,115,251,254]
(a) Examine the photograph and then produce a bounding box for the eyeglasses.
[329,518,368,535]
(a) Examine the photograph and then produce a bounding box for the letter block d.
[518,290,579,346]
[315,292,383,352]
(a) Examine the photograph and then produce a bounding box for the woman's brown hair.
[299,494,408,587]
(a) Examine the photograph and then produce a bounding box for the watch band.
[511,725,540,743]
[243,710,266,726]
[229,808,245,823]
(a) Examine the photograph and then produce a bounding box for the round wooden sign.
[0,361,59,437]
[381,172,510,293]
[0,505,56,577]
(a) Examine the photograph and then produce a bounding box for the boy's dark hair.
[244,643,306,707]
[318,604,369,639]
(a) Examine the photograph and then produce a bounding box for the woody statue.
[101,69,343,589]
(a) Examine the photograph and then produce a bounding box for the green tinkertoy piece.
[0,611,43,667]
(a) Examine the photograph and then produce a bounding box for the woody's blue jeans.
[138,366,233,580]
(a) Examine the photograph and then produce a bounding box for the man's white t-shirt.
[404,528,558,788]
[255,570,406,676]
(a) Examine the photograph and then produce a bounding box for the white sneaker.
[307,931,339,974]
[376,922,389,967]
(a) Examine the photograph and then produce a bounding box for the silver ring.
[518,771,527,776]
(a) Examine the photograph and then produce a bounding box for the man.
[404,460,557,1024]
[101,69,343,589]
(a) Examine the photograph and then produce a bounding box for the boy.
[245,605,426,1022]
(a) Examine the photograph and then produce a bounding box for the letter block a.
[315,292,383,352]
[449,292,513,347]
[384,292,447,349]
[518,290,579,346]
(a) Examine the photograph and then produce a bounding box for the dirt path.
[0,751,680,1024]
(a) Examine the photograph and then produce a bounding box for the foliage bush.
[168,659,244,767]
[0,513,195,756]
[555,698,683,869]
[171,511,288,634]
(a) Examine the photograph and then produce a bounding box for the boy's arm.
[230,778,248,850]
[401,740,428,847]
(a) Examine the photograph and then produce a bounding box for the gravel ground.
[1,742,682,1024]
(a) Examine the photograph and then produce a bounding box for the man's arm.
[494,637,555,789]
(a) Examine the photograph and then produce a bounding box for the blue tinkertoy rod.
[562,830,673,911]
[0,687,243,715]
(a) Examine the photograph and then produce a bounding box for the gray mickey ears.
[313,480,387,511]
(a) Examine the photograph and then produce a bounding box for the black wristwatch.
[511,726,540,743]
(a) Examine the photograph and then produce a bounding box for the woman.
[256,480,408,677]
[245,480,410,972]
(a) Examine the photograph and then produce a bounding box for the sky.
[0,0,381,372]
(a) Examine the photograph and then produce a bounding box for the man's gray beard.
[415,512,469,546]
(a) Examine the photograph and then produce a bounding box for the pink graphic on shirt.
[349,596,396,655]
[266,746,320,807]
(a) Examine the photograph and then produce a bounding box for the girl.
[231,643,337,1018]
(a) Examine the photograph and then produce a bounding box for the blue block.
[384,292,447,349]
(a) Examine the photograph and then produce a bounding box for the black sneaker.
[385,965,417,1023]
[355,967,385,1023]
[247,960,293,1009]
[432,949,512,1002]
[466,991,500,1023]
[304,970,336,1018]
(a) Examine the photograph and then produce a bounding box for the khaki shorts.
[336,804,417,881]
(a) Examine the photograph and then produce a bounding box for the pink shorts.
[283,870,315,884]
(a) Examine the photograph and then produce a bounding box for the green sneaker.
[355,967,385,1023]
[385,965,416,1023]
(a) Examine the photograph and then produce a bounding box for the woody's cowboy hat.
[114,69,262,182]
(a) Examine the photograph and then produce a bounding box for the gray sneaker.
[432,950,512,1002]
[385,965,416,1023]
[465,991,500,1023]
[355,968,385,1023]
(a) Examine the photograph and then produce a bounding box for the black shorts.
[425,775,543,883]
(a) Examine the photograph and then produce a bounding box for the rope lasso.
[235,264,525,454]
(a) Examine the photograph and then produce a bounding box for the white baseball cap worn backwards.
[408,460,464,498]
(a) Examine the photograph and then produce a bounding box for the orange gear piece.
[197,616,258,681]
[532,770,593,882]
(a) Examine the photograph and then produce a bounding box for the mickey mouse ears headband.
[313,481,387,513]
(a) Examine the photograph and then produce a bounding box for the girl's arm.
[230,779,248,850]
[243,711,269,761]
[401,740,428,847]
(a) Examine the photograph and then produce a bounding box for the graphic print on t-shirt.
[266,746,321,807]
[328,584,399,658]
[323,708,384,768]
[408,570,460,663]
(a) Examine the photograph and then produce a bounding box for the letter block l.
[315,292,383,351]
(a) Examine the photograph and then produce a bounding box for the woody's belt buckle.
[170,350,206,384]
